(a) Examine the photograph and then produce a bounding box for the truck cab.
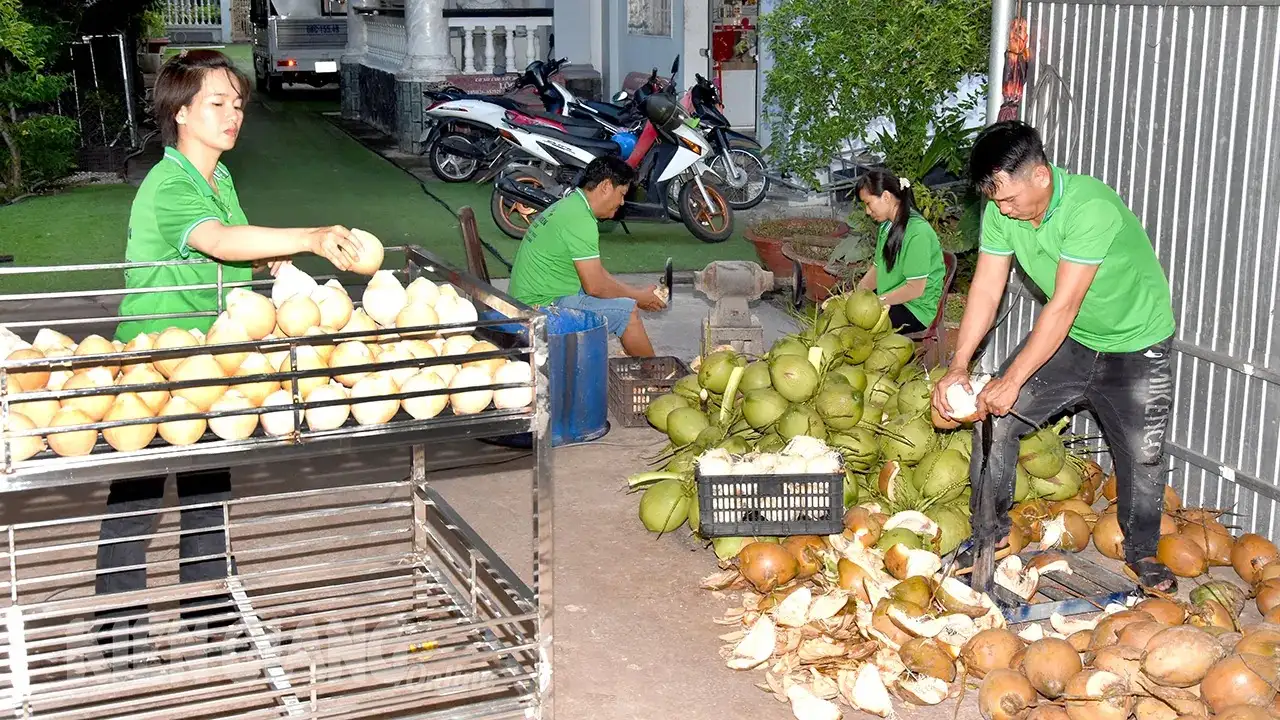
[249,0,349,96]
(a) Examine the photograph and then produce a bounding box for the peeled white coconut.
[448,365,493,415]
[399,370,450,420]
[226,288,276,340]
[432,362,460,385]
[441,334,476,357]
[208,390,259,441]
[433,294,477,335]
[259,389,298,437]
[375,345,418,388]
[695,448,734,476]
[945,373,991,421]
[492,360,534,410]
[304,383,350,431]
[271,262,318,308]
[805,451,843,475]
[782,435,830,460]
[350,372,400,426]
[33,328,75,353]
[311,282,354,330]
[773,455,808,475]
[361,270,407,327]
[405,277,440,306]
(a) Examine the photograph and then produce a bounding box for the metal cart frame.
[0,247,554,719]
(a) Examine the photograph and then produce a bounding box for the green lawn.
[1,43,757,295]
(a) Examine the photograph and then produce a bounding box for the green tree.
[0,0,78,198]
[760,0,990,182]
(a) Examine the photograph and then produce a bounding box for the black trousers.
[888,304,927,334]
[969,336,1174,563]
[94,468,235,647]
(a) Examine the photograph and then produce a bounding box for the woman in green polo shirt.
[97,50,363,661]
[854,169,945,334]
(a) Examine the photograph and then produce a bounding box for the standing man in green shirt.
[934,121,1177,591]
[508,156,666,356]
[97,49,363,664]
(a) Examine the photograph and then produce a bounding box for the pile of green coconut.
[629,289,978,561]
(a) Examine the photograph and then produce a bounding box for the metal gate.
[983,0,1280,536]
[164,0,231,44]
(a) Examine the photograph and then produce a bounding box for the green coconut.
[838,326,876,364]
[1014,464,1031,502]
[695,424,727,448]
[664,446,699,474]
[844,290,884,330]
[769,336,809,359]
[756,432,786,453]
[1019,418,1070,478]
[711,536,777,561]
[917,448,970,502]
[666,407,710,446]
[843,472,861,508]
[687,493,701,534]
[863,346,903,375]
[814,332,844,364]
[769,354,820,403]
[816,304,850,333]
[717,435,750,455]
[897,364,925,384]
[740,361,773,392]
[828,428,881,472]
[876,527,925,551]
[830,364,868,391]
[673,374,703,403]
[879,413,936,465]
[813,384,864,430]
[824,371,850,386]
[1028,457,1082,501]
[864,372,901,409]
[743,388,789,430]
[777,404,826,440]
[896,378,933,416]
[639,478,691,533]
[926,504,972,555]
[877,334,917,366]
[941,429,974,461]
[645,393,692,432]
[698,350,746,395]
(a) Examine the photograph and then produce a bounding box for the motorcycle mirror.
[670,56,680,76]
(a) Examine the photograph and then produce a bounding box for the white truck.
[249,0,349,95]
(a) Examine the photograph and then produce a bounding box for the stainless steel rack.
[0,246,554,719]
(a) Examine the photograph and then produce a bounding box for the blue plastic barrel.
[484,306,610,447]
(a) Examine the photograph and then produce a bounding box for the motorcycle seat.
[524,124,621,155]
[577,99,630,124]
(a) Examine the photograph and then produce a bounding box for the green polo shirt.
[508,189,599,306]
[115,147,252,343]
[980,165,1175,353]
[875,212,945,326]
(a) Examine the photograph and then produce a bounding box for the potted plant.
[780,228,876,304]
[138,9,168,73]
[744,216,849,279]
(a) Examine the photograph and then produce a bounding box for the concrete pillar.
[340,5,368,120]
[987,0,1014,125]
[400,0,456,81]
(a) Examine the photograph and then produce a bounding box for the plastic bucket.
[483,306,610,448]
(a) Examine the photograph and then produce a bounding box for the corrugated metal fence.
[983,0,1280,535]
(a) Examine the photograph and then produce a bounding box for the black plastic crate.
[696,470,845,537]
[608,356,691,427]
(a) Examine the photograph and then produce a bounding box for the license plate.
[315,61,338,73]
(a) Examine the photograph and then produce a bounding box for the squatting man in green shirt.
[508,156,667,357]
[95,49,363,665]
[933,121,1178,592]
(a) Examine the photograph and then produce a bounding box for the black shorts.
[888,304,927,334]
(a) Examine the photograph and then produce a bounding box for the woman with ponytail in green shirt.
[855,169,946,333]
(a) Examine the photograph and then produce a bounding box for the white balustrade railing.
[448,16,553,75]
[164,0,222,27]
[364,15,408,69]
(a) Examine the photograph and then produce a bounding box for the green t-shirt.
[115,147,252,343]
[875,212,945,326]
[508,190,599,306]
[979,165,1175,353]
